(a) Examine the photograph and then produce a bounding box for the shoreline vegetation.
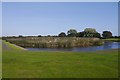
[102,38,120,42]
[4,37,104,48]
[2,27,120,48]
[2,40,119,78]
[2,28,120,48]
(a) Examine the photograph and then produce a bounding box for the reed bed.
[5,37,103,48]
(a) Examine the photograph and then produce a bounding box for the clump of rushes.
[6,37,104,48]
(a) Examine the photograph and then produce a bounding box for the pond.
[26,41,120,52]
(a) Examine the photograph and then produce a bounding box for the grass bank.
[102,38,120,42]
[2,41,119,78]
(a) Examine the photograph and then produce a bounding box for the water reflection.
[26,42,120,52]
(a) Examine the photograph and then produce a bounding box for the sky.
[2,2,118,36]
[0,2,2,37]
[1,0,120,2]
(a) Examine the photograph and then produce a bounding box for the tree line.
[4,28,119,39]
[58,28,113,39]
[32,28,115,38]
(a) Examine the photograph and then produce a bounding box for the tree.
[67,29,77,34]
[76,32,85,37]
[76,28,101,38]
[93,33,101,38]
[102,31,112,38]
[47,35,51,37]
[58,32,66,37]
[67,29,77,37]
[19,35,23,37]
[83,28,99,37]
[84,28,97,33]
[38,35,42,37]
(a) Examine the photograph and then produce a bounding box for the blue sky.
[2,2,118,36]
[0,2,1,37]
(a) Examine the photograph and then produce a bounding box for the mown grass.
[2,41,119,78]
[0,40,2,79]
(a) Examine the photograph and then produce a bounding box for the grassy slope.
[3,41,25,50]
[2,41,119,78]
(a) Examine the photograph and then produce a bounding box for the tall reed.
[6,37,104,48]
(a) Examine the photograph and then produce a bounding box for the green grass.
[2,41,119,78]
[102,38,120,42]
[3,40,24,50]
[0,40,2,79]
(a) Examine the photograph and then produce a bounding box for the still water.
[26,42,120,52]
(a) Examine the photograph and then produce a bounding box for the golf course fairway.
[2,41,119,78]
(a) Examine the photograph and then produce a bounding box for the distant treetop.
[84,28,98,33]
